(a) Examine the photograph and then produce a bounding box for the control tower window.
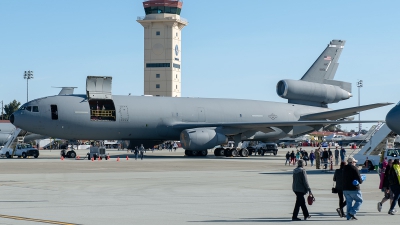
[144,7,181,15]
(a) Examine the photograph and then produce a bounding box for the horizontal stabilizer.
[300,103,393,120]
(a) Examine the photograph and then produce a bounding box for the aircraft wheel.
[69,151,76,158]
[225,149,232,157]
[22,152,27,158]
[231,149,238,157]
[240,149,249,157]
[191,150,198,156]
[200,150,208,156]
[214,149,220,156]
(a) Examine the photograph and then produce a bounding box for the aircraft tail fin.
[276,40,353,108]
[300,40,351,92]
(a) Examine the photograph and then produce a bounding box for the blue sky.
[1,0,399,131]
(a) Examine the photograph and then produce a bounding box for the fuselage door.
[51,105,58,120]
[119,106,129,122]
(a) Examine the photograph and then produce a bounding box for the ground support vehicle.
[60,149,77,158]
[3,144,39,158]
[87,146,108,160]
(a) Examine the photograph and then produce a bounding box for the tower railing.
[137,16,188,23]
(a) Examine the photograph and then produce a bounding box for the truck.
[249,142,278,156]
[2,143,39,158]
[87,146,108,160]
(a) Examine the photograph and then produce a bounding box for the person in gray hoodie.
[292,159,312,221]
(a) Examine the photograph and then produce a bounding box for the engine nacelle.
[180,128,228,151]
[276,79,352,104]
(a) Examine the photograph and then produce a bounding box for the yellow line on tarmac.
[0,214,78,225]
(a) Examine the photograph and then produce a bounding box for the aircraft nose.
[10,113,15,124]
[386,106,400,134]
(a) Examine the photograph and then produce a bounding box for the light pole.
[357,80,363,134]
[24,71,34,102]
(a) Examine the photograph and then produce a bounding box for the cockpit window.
[32,106,39,112]
[26,106,32,112]
[19,106,26,111]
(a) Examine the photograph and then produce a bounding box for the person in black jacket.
[322,148,329,169]
[378,159,393,212]
[388,159,400,215]
[333,161,347,217]
[343,157,363,220]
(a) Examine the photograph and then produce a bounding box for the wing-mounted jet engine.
[86,76,116,121]
[180,128,228,156]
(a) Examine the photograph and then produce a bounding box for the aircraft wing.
[300,103,393,120]
[172,120,383,130]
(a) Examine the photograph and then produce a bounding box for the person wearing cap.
[291,159,312,221]
[378,159,394,212]
[343,157,363,220]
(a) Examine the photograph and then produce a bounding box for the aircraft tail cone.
[126,155,129,160]
[117,157,120,162]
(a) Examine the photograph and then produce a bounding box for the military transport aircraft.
[386,101,400,134]
[10,40,391,157]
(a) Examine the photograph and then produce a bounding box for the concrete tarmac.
[0,147,392,224]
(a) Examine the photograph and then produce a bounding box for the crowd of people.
[285,146,347,169]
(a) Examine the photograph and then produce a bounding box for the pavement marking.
[0,214,78,225]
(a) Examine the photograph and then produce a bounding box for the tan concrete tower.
[137,0,188,97]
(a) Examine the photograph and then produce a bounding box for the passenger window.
[26,106,32,111]
[51,105,58,120]
[32,106,39,112]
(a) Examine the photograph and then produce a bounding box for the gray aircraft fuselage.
[11,95,329,142]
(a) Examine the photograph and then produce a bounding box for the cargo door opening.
[89,99,116,121]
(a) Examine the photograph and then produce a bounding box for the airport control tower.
[137,0,188,97]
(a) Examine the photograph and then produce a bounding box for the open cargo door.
[86,76,116,121]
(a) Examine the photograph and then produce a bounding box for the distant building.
[137,0,188,97]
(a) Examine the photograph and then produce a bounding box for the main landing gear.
[214,148,249,157]
[185,150,208,157]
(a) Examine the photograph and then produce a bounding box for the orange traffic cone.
[98,156,101,161]
[76,155,80,160]
[107,154,110,160]
[117,157,120,162]
[126,155,129,160]
[61,156,64,161]
[91,157,94,162]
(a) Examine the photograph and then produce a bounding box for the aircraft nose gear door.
[86,76,116,121]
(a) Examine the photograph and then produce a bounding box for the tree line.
[1,100,21,120]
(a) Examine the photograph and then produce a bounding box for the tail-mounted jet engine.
[276,79,352,106]
[180,128,228,151]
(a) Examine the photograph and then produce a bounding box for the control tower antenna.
[137,0,188,97]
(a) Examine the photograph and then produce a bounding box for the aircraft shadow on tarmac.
[259,169,338,175]
[189,212,380,223]
[108,153,284,161]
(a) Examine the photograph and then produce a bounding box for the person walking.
[322,148,329,169]
[334,147,340,166]
[334,161,347,217]
[290,151,296,165]
[139,144,145,160]
[302,151,309,166]
[285,151,290,166]
[378,159,394,212]
[295,150,301,163]
[388,159,400,215]
[340,146,346,162]
[292,159,312,221]
[309,150,315,167]
[134,147,139,160]
[173,142,178,152]
[343,157,364,220]
[315,148,321,169]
